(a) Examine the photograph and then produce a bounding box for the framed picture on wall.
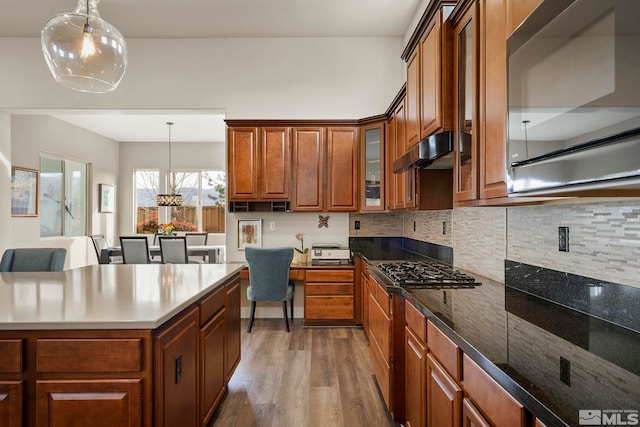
[11,166,39,217]
[99,184,115,213]
[237,219,262,250]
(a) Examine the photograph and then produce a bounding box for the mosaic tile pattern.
[403,210,453,247]
[507,200,640,288]
[453,207,507,282]
[348,213,404,237]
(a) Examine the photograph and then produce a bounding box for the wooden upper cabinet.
[405,49,421,149]
[505,0,543,36]
[420,9,453,139]
[260,127,290,199]
[326,127,359,212]
[479,0,508,199]
[453,2,480,202]
[292,127,324,211]
[227,127,259,199]
[360,121,385,211]
[227,126,290,201]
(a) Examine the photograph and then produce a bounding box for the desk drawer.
[305,283,353,295]
[37,339,143,373]
[306,270,354,283]
[305,296,354,319]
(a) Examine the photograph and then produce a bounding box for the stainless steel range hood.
[393,131,453,173]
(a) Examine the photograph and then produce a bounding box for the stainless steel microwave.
[506,0,640,195]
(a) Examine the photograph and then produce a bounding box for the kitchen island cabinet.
[0,264,244,427]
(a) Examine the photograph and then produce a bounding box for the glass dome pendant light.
[41,0,128,93]
[157,122,183,207]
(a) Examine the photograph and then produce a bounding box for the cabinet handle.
[175,355,183,384]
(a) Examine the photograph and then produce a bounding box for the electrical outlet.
[560,356,571,386]
[559,226,569,252]
[354,220,360,230]
[270,221,276,231]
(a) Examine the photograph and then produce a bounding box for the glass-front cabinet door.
[453,2,478,202]
[360,121,385,211]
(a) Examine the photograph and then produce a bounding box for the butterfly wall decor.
[318,215,329,228]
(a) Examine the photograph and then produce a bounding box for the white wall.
[6,115,119,269]
[0,37,405,119]
[0,112,11,254]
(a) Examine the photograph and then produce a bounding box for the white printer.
[310,243,352,265]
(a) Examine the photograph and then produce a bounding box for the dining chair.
[245,247,295,333]
[90,234,122,264]
[185,232,208,262]
[159,236,203,264]
[119,236,153,264]
[0,248,67,272]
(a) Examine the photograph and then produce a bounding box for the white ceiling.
[1,0,421,143]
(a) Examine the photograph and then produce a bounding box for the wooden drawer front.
[306,269,354,283]
[376,282,391,316]
[305,283,353,295]
[36,379,142,427]
[405,300,427,343]
[366,273,378,297]
[463,397,491,427]
[0,381,22,427]
[462,354,526,427]
[369,294,392,363]
[37,339,142,373]
[0,340,22,373]
[370,334,392,410]
[305,296,354,320]
[200,287,225,326]
[427,320,461,381]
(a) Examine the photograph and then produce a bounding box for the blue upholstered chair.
[245,247,295,333]
[0,248,66,272]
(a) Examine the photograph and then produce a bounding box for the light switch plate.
[559,226,569,252]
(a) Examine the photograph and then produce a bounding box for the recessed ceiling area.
[0,0,422,39]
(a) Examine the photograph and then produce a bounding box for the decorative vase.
[293,251,300,265]
[300,252,309,265]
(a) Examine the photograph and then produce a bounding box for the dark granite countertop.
[351,237,640,427]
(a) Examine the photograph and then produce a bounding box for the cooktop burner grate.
[375,261,480,288]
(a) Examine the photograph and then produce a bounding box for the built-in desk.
[239,263,358,326]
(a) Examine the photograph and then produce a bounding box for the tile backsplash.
[507,200,640,288]
[349,199,640,288]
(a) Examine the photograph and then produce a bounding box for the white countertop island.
[0,263,245,427]
[0,263,245,330]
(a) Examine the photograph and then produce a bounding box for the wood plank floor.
[209,319,396,427]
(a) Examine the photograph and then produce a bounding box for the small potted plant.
[294,233,309,264]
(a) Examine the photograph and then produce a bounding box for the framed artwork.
[99,184,115,213]
[11,167,39,217]
[237,219,262,250]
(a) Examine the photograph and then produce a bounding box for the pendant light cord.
[167,122,173,193]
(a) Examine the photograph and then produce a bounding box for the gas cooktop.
[374,260,480,288]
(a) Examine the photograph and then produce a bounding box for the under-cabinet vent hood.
[393,131,453,173]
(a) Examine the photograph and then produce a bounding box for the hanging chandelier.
[157,122,183,207]
[41,0,128,93]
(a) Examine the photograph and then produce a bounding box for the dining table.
[100,245,225,264]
